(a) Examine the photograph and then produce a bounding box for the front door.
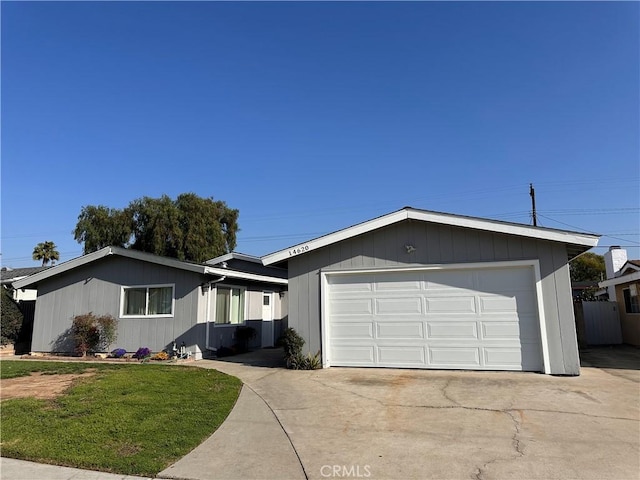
[261,292,274,347]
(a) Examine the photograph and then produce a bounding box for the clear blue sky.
[2,1,639,267]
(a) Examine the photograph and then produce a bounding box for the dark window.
[623,286,640,314]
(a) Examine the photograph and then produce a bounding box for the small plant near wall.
[133,347,151,360]
[281,328,321,370]
[109,348,127,358]
[71,313,118,357]
[151,351,169,361]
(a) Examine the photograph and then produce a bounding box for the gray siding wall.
[32,256,205,354]
[287,220,579,375]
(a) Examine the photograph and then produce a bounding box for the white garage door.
[326,265,544,371]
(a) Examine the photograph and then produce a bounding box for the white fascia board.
[599,271,640,288]
[205,252,262,265]
[406,210,599,247]
[12,246,211,289]
[262,210,408,265]
[204,266,288,285]
[109,247,208,274]
[12,247,114,289]
[262,208,599,266]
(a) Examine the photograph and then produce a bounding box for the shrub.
[281,327,304,364]
[288,351,322,370]
[109,348,127,358]
[71,313,118,356]
[133,347,151,359]
[281,328,320,369]
[151,351,169,361]
[1,288,23,346]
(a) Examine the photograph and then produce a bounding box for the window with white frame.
[121,285,174,317]
[212,286,246,325]
[623,284,640,314]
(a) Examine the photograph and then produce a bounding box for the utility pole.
[529,183,537,226]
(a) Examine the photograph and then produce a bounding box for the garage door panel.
[479,293,536,314]
[426,296,476,313]
[427,321,478,339]
[483,347,523,369]
[374,273,422,291]
[376,321,424,339]
[332,322,374,339]
[378,346,425,365]
[332,346,375,364]
[481,321,521,339]
[330,275,374,292]
[424,271,475,290]
[331,298,373,315]
[429,347,481,366]
[477,269,533,292]
[375,297,423,315]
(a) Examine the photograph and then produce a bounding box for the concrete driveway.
[170,348,639,480]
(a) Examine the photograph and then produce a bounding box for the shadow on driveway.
[207,347,286,368]
[580,344,640,371]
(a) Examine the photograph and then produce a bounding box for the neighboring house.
[599,253,640,346]
[12,247,287,359]
[1,266,50,301]
[262,207,599,375]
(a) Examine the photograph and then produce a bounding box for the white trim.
[320,259,550,374]
[599,271,640,288]
[119,283,175,318]
[205,252,262,265]
[262,208,599,265]
[12,246,287,290]
[209,284,248,326]
[204,266,288,285]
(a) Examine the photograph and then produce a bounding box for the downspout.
[205,276,226,352]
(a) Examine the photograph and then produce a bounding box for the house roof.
[13,246,287,290]
[1,266,50,284]
[205,252,262,266]
[599,271,640,288]
[262,207,600,266]
[599,259,640,288]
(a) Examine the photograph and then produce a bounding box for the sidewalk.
[0,458,152,480]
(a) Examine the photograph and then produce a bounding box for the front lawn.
[0,360,242,476]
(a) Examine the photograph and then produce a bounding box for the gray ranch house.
[13,247,287,359]
[262,207,599,375]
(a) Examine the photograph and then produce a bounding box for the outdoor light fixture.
[405,244,416,254]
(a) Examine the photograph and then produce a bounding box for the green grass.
[0,360,242,476]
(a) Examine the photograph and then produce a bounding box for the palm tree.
[32,241,60,266]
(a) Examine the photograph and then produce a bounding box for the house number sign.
[288,245,310,256]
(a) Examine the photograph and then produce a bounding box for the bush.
[71,313,117,356]
[109,348,127,358]
[151,351,169,361]
[1,288,23,346]
[133,347,151,359]
[281,328,321,370]
[281,328,304,362]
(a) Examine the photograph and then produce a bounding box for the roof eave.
[262,207,600,266]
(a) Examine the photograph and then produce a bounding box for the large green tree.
[32,241,60,266]
[74,205,134,253]
[74,193,239,262]
[570,252,606,282]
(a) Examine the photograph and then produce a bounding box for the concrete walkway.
[0,457,152,480]
[158,385,305,480]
